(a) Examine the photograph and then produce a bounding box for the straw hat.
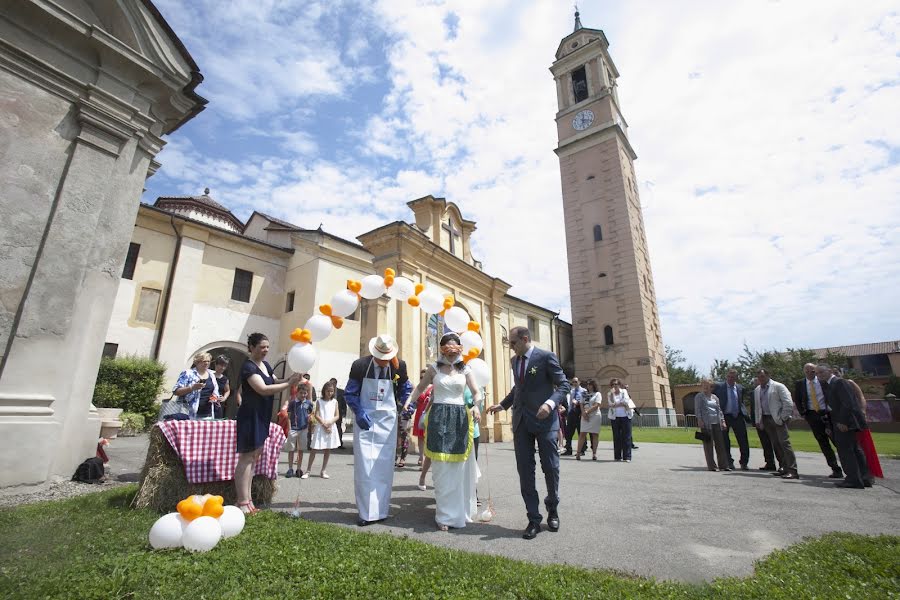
[368,334,398,360]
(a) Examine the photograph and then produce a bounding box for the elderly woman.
[171,352,218,420]
[234,333,299,515]
[695,379,731,471]
[607,379,635,462]
[576,379,602,461]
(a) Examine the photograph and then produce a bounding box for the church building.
[105,192,573,442]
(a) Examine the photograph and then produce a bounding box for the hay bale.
[133,425,276,512]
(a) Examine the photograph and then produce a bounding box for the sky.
[147,0,900,373]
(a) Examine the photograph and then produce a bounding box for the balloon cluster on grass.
[148,495,246,552]
[287,268,492,388]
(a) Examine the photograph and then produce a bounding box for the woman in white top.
[406,333,482,531]
[576,379,602,461]
[607,379,635,462]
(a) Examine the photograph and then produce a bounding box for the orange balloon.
[384,275,395,287]
[202,496,224,518]
[347,280,362,293]
[297,329,312,343]
[319,304,333,316]
[408,297,420,307]
[467,321,480,333]
[290,328,305,342]
[331,316,344,329]
[443,297,454,310]
[384,268,396,278]
[414,283,425,295]
[177,497,203,521]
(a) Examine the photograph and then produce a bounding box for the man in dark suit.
[794,363,842,478]
[488,326,570,539]
[713,369,750,470]
[562,377,583,455]
[816,365,870,489]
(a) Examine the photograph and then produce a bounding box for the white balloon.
[387,277,415,301]
[287,342,317,373]
[218,505,245,539]
[468,358,491,387]
[331,290,359,318]
[182,516,222,553]
[359,274,387,300]
[304,314,332,342]
[149,512,186,549]
[444,307,469,332]
[418,289,445,314]
[460,330,483,354]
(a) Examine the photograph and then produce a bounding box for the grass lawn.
[632,428,900,458]
[1,487,898,599]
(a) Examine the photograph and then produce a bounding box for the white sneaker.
[300,472,310,479]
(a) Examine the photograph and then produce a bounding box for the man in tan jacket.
[753,369,799,479]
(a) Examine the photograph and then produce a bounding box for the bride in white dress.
[406,333,481,530]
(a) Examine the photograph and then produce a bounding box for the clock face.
[572,109,594,131]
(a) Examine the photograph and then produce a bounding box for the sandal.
[437,524,449,532]
[397,460,405,468]
[237,501,258,516]
[576,454,581,461]
[592,455,597,461]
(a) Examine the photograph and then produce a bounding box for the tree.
[665,345,701,389]
[711,344,848,389]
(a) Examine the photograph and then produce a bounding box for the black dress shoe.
[561,450,573,456]
[522,522,541,540]
[834,481,865,489]
[864,479,874,488]
[547,513,560,532]
[770,470,786,476]
[781,472,800,480]
[759,465,777,471]
[829,469,844,479]
[740,465,749,471]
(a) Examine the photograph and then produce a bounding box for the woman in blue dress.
[234,332,299,515]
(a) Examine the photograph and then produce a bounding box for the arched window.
[604,325,614,346]
[593,225,603,242]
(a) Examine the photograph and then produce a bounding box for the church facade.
[552,14,673,422]
[105,193,573,441]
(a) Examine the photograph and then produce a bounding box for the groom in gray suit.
[488,326,570,539]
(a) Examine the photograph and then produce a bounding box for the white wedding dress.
[429,368,480,528]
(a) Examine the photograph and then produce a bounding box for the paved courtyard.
[108,433,899,582]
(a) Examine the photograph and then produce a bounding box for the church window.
[426,313,448,365]
[572,66,588,103]
[604,325,614,346]
[527,316,540,342]
[136,287,161,324]
[231,268,253,303]
[102,343,118,359]
[122,242,140,280]
[285,291,295,313]
[593,225,603,242]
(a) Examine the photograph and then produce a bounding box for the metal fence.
[600,413,698,429]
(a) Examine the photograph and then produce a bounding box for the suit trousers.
[702,425,729,470]
[805,411,840,471]
[755,425,777,467]
[564,411,581,451]
[722,414,750,467]
[833,428,870,487]
[611,417,632,460]
[762,415,797,474]
[513,426,560,525]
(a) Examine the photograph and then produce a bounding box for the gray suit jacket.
[500,347,570,433]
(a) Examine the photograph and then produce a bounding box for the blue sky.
[147,0,900,374]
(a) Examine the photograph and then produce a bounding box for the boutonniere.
[529,367,537,376]
[393,374,400,383]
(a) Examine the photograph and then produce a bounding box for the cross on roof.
[441,216,461,254]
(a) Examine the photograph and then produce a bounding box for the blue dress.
[236,359,275,453]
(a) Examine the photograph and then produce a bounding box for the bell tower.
[551,12,672,422]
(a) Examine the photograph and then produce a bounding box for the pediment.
[555,28,607,61]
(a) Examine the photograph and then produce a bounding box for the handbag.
[694,429,710,442]
[158,395,190,421]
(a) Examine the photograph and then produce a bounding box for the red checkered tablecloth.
[156,420,286,484]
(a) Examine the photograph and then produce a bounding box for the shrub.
[119,412,146,436]
[92,356,166,423]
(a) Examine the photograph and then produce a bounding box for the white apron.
[353,360,398,522]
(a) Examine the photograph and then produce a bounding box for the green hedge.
[92,356,166,423]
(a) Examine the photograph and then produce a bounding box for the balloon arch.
[286,268,491,388]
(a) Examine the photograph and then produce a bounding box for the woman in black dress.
[234,333,299,515]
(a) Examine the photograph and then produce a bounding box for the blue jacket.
[500,347,570,434]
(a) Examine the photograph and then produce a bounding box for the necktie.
[809,381,821,412]
[518,356,527,382]
[728,386,736,415]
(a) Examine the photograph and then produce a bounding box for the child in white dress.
[305,381,341,479]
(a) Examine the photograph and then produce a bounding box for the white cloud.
[149,0,900,374]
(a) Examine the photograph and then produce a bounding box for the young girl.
[305,381,341,478]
